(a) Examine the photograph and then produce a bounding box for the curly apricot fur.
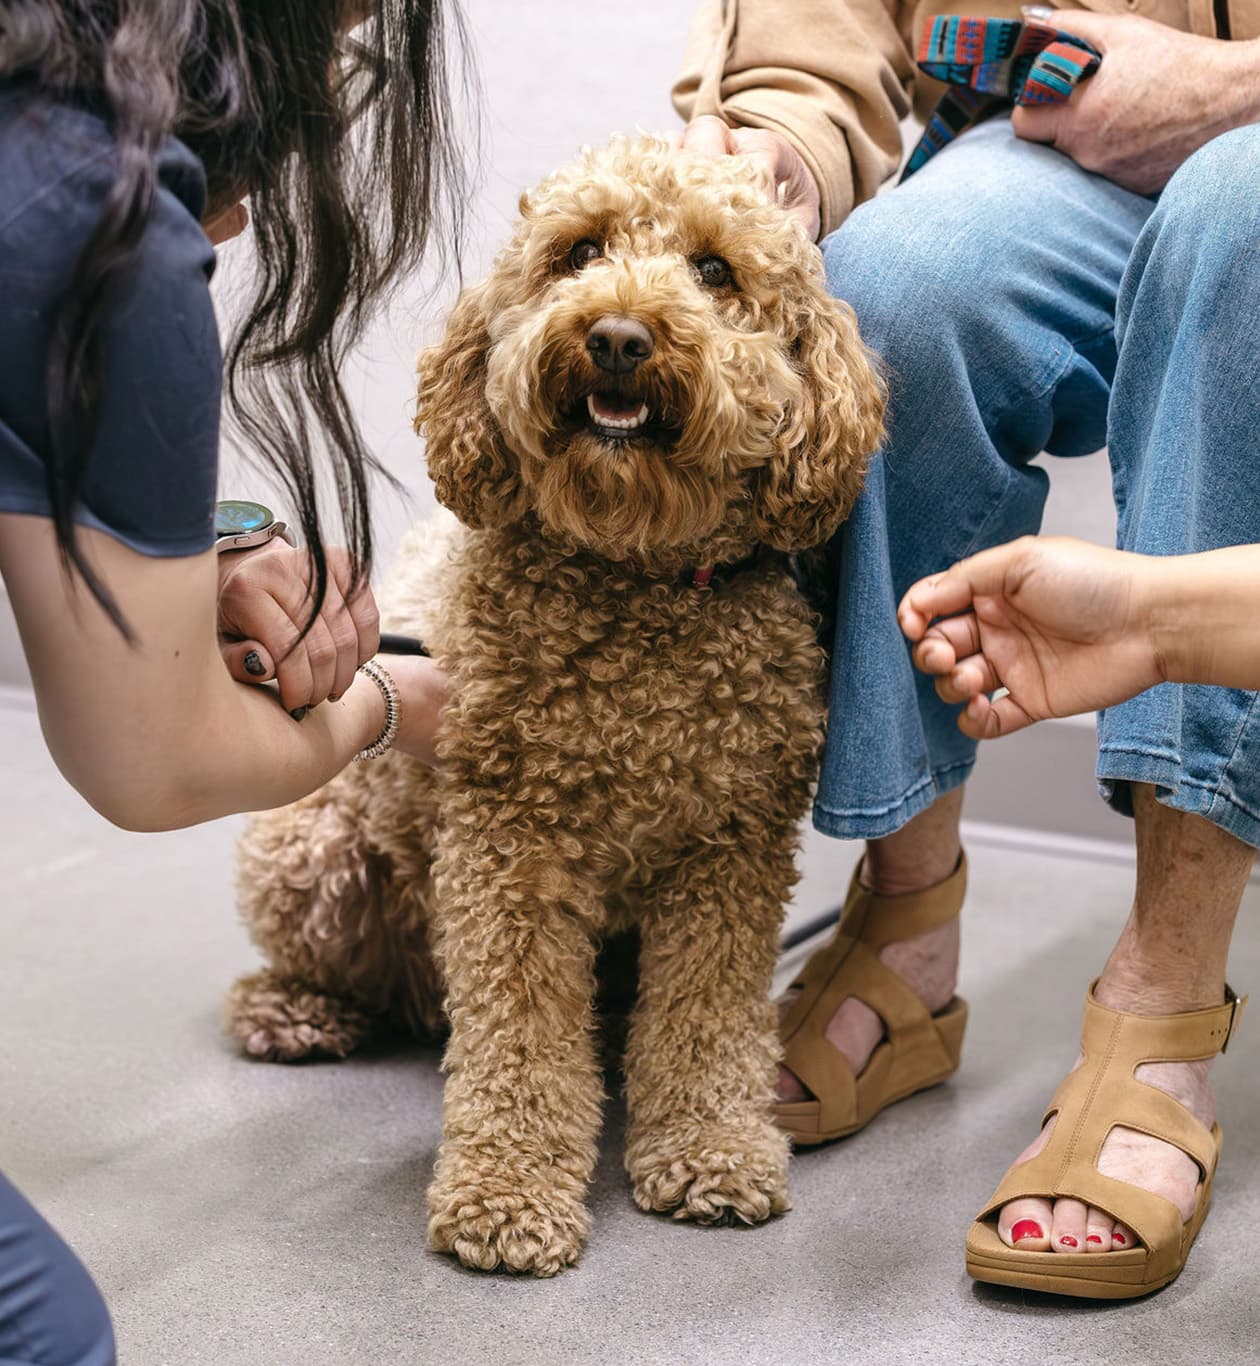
[232,138,884,1276]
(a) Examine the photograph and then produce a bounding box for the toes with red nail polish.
[1011,1219,1043,1244]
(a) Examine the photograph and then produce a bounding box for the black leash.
[378,633,430,656]
[779,909,840,953]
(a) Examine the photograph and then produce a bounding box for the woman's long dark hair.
[0,0,468,633]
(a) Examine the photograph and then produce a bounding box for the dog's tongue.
[589,393,646,423]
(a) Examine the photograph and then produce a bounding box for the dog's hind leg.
[228,756,443,1062]
[624,819,795,1225]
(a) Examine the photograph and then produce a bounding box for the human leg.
[780,119,1154,1118]
[986,126,1260,1273]
[0,1173,115,1366]
[975,786,1251,1291]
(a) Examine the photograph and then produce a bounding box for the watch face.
[215,499,274,537]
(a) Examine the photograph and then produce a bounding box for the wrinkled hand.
[218,541,380,712]
[677,115,822,240]
[1012,13,1260,193]
[897,536,1164,739]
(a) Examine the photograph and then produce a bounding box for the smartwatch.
[215,499,295,553]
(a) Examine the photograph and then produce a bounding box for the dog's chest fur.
[422,525,827,873]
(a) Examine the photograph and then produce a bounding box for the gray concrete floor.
[5,695,1260,1366]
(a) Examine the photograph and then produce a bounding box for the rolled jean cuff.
[1097,747,1260,851]
[812,757,975,841]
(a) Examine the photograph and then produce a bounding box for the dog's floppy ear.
[750,295,885,552]
[415,277,522,529]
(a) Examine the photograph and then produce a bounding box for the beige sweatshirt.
[672,0,1255,235]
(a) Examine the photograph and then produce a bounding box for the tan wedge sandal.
[966,983,1247,1300]
[774,854,968,1146]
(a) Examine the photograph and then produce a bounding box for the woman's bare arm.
[1,512,445,830]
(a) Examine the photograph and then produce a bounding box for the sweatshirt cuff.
[717,92,856,238]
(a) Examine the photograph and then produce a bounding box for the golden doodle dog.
[229,136,884,1276]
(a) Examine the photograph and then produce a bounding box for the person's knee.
[1152,127,1260,258]
[1118,127,1260,347]
[821,200,991,387]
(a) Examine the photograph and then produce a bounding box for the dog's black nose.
[586,316,654,375]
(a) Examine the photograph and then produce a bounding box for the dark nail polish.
[328,692,341,703]
[244,650,265,677]
[290,706,309,721]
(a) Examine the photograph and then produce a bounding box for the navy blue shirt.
[0,83,220,556]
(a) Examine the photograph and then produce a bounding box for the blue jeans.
[816,116,1260,848]
[0,1175,115,1366]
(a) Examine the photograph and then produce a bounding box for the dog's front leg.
[427,826,604,1277]
[624,822,794,1226]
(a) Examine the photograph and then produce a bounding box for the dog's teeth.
[587,394,651,432]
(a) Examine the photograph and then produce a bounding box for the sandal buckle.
[1221,986,1247,1054]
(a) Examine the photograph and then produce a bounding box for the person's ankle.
[859,848,961,897]
[1096,940,1226,1017]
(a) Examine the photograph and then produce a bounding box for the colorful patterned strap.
[903,16,1101,179]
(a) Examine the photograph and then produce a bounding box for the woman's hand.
[897,536,1164,739]
[677,115,822,240]
[382,654,450,768]
[217,541,380,712]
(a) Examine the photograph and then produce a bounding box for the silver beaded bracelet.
[354,659,401,761]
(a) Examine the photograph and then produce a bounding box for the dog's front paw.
[627,1121,791,1226]
[225,971,373,1062]
[427,1163,591,1277]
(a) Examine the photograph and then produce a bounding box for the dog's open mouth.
[576,391,679,445]
[587,392,649,433]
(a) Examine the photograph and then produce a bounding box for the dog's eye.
[694,255,733,289]
[569,239,602,270]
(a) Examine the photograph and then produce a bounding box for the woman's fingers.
[312,565,359,704]
[898,540,1035,639]
[912,612,983,675]
[327,550,380,675]
[288,615,338,714]
[218,544,381,711]
[934,650,1003,705]
[958,690,1034,740]
[220,639,276,685]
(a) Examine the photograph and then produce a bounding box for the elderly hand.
[678,114,822,240]
[218,540,380,713]
[897,536,1164,739]
[1012,13,1260,193]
